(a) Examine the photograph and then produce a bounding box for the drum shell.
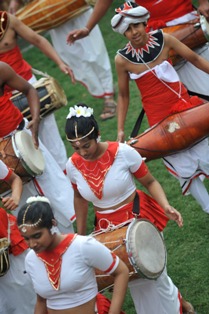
[93,219,166,292]
[162,18,208,65]
[128,102,209,161]
[16,0,90,33]
[11,77,67,121]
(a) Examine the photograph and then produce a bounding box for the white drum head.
[200,15,209,41]
[12,131,45,176]
[126,219,166,279]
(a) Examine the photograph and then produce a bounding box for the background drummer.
[0,9,75,172]
[112,2,209,217]
[8,0,117,121]
[0,61,75,234]
[64,103,194,314]
[0,159,37,314]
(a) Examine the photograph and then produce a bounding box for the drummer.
[0,61,75,234]
[0,9,75,172]
[0,159,37,314]
[16,195,129,314]
[110,2,209,219]
[64,102,194,313]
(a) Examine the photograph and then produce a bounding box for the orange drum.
[0,131,45,195]
[163,16,209,65]
[127,102,209,162]
[92,219,166,292]
[16,0,91,33]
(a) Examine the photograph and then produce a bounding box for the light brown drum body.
[11,77,67,121]
[16,0,90,33]
[128,102,209,162]
[163,16,209,65]
[92,219,166,292]
[0,131,45,195]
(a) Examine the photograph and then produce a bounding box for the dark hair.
[17,201,54,229]
[65,103,99,141]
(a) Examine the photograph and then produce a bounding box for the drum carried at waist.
[0,130,45,195]
[11,76,67,121]
[92,219,166,292]
[16,0,92,33]
[163,16,209,65]
[127,102,209,162]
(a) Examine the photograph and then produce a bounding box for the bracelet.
[83,26,90,34]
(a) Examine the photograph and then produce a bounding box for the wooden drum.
[163,16,209,65]
[127,102,209,162]
[0,131,45,195]
[16,0,90,33]
[92,219,166,292]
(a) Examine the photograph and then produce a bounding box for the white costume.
[25,235,119,310]
[67,143,182,314]
[49,8,114,98]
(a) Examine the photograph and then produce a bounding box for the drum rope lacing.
[91,218,134,236]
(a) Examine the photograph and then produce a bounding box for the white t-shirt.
[67,143,143,208]
[25,235,119,310]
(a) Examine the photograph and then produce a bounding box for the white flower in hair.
[66,105,94,119]
[26,196,51,204]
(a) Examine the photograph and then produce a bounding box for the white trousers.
[49,8,114,98]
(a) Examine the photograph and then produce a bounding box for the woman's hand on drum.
[198,1,209,22]
[66,27,90,45]
[164,205,183,228]
[59,63,76,84]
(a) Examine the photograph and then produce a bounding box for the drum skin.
[162,17,208,65]
[15,0,90,33]
[127,102,209,162]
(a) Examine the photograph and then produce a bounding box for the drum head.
[12,131,45,176]
[126,219,166,279]
[200,15,209,41]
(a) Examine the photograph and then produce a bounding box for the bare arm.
[74,189,89,235]
[67,0,113,43]
[115,55,131,142]
[34,295,47,314]
[108,260,129,314]
[0,62,40,148]
[137,171,183,227]
[2,172,23,210]
[198,0,209,21]
[10,14,75,83]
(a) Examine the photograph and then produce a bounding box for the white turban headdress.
[111,2,150,34]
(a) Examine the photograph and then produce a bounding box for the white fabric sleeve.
[0,160,10,180]
[66,158,76,185]
[120,143,143,173]
[80,236,119,274]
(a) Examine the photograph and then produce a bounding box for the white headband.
[111,4,150,34]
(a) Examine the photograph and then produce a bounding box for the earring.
[50,226,59,235]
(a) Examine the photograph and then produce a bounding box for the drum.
[11,77,67,121]
[163,16,209,65]
[0,131,45,195]
[16,0,91,33]
[93,219,166,292]
[127,102,209,161]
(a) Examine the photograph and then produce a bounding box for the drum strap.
[188,90,209,102]
[130,108,145,138]
[132,192,140,217]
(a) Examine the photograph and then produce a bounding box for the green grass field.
[22,2,209,313]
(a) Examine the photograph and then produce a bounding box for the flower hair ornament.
[66,105,93,119]
[26,196,50,204]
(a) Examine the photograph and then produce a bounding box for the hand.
[8,0,21,14]
[59,63,76,84]
[27,119,39,149]
[198,2,209,22]
[164,205,183,228]
[1,196,19,211]
[117,130,125,143]
[66,27,90,44]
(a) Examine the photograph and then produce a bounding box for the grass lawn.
[21,1,209,312]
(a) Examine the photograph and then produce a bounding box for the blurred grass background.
[21,0,209,312]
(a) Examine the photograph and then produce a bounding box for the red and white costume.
[136,0,209,100]
[67,142,182,314]
[0,93,75,233]
[50,8,114,98]
[25,234,119,311]
[0,162,36,314]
